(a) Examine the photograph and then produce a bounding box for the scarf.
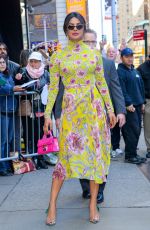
[26,63,45,79]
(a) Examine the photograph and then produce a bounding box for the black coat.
[137,60,150,99]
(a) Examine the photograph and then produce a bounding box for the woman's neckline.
[68,39,84,47]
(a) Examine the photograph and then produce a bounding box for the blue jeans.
[0,114,14,172]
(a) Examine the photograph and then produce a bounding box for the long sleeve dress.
[45,40,114,184]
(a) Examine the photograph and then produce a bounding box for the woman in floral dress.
[44,12,116,225]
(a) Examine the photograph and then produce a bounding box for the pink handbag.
[37,131,59,154]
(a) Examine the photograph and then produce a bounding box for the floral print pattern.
[67,132,85,154]
[45,40,114,184]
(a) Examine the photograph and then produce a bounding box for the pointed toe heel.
[46,220,56,226]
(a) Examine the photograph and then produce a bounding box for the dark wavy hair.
[0,54,9,75]
[63,12,86,36]
[20,49,31,67]
[0,42,8,54]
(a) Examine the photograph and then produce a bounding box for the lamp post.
[24,0,30,50]
[43,17,48,53]
[111,0,118,49]
[144,29,148,59]
[100,0,104,38]
[143,22,149,59]
[24,0,34,50]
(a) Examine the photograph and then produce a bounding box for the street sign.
[133,30,145,41]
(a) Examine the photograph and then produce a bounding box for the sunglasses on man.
[83,41,97,45]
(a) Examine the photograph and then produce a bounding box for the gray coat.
[53,58,126,119]
[8,60,20,79]
[102,58,126,115]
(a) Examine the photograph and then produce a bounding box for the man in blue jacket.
[118,48,145,164]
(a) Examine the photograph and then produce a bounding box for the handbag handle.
[42,130,53,139]
[18,153,27,162]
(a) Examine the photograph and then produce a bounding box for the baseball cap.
[28,52,42,61]
[121,48,134,57]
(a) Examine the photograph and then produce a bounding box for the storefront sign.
[133,30,145,41]
[34,14,57,29]
[66,0,86,19]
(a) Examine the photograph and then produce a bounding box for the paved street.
[0,130,150,230]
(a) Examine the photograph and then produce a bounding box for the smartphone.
[102,35,107,42]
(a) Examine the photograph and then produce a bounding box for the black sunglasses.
[67,24,84,31]
[83,41,97,44]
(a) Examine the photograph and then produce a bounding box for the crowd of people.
[0,42,58,176]
[0,11,150,225]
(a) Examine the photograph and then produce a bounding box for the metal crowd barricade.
[0,91,44,162]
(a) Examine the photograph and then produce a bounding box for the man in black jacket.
[118,48,146,164]
[137,56,150,158]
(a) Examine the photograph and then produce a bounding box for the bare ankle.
[50,200,56,207]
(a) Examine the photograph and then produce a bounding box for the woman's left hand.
[108,111,117,129]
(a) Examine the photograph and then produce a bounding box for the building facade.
[117,0,146,44]
[22,0,89,49]
[0,0,89,61]
[117,0,150,65]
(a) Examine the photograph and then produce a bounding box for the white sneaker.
[115,148,123,155]
[111,150,117,158]
[45,153,58,165]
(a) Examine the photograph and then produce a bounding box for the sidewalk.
[0,131,150,230]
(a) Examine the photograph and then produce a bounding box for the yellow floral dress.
[45,40,114,184]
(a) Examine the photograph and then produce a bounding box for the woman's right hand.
[43,118,53,134]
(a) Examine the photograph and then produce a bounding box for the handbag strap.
[18,153,27,162]
[43,130,53,139]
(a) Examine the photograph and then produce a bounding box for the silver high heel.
[89,206,100,224]
[45,205,56,226]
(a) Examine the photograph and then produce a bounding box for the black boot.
[37,156,48,169]
[97,192,104,204]
[33,157,41,170]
